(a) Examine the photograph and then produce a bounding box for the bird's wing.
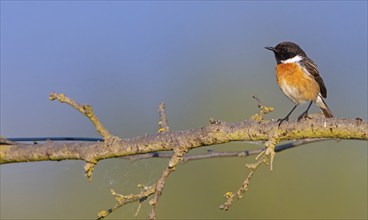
[302,57,327,98]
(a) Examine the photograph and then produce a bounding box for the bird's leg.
[297,101,313,121]
[278,104,298,126]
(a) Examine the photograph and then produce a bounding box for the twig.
[149,166,174,220]
[252,95,264,109]
[158,102,169,133]
[219,138,329,211]
[220,136,275,212]
[249,95,274,121]
[220,158,264,211]
[219,132,281,210]
[148,142,188,219]
[97,185,156,220]
[49,92,112,140]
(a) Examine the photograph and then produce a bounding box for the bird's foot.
[277,116,289,127]
[297,111,311,122]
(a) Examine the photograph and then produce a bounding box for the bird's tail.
[316,94,333,118]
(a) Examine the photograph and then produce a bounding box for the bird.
[265,41,333,126]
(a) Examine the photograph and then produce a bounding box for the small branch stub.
[84,160,97,182]
[158,102,169,133]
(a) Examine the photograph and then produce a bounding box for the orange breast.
[276,63,320,104]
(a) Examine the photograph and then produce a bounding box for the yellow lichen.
[97,210,109,218]
[158,128,167,133]
[224,192,233,198]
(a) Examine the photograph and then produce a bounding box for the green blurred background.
[1,1,367,219]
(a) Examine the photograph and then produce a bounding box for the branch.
[1,118,367,165]
[48,92,122,181]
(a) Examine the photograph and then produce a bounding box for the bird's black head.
[265,41,307,64]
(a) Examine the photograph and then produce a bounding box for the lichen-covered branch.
[1,118,367,165]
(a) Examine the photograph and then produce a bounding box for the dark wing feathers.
[302,58,327,98]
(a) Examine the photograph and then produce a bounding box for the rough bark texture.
[1,118,367,165]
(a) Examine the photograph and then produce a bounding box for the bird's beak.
[265,46,275,51]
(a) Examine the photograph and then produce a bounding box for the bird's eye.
[282,47,288,53]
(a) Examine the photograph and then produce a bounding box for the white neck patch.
[281,55,303,64]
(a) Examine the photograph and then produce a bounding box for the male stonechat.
[265,41,333,126]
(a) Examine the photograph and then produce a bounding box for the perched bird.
[265,41,333,126]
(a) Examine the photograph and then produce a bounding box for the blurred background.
[1,1,367,219]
